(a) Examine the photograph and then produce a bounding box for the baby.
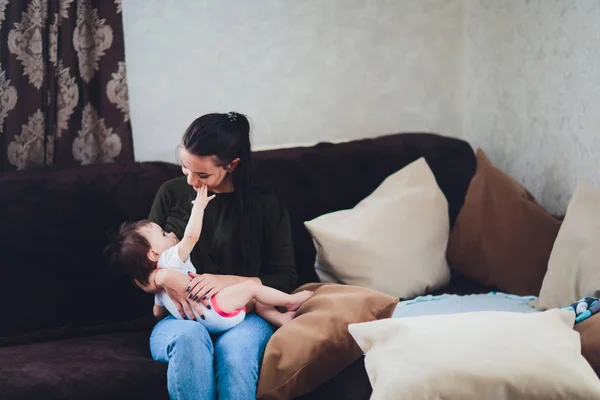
[106,185,312,334]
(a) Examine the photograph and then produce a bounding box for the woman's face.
[179,146,232,192]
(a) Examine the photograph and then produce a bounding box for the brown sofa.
[0,132,488,399]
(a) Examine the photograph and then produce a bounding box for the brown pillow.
[257,283,398,400]
[446,149,562,296]
[575,316,600,376]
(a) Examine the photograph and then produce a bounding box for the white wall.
[123,0,462,163]
[124,0,599,213]
[462,0,600,214]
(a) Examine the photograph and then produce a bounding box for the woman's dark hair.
[104,220,155,284]
[181,112,252,269]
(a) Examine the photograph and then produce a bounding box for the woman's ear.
[226,158,240,173]
[147,249,160,263]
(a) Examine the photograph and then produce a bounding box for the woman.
[138,112,298,400]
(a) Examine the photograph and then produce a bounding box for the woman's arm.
[258,194,298,293]
[185,272,260,304]
[185,192,298,296]
[259,265,298,294]
[173,192,298,306]
[138,268,207,319]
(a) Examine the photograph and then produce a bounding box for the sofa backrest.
[0,133,476,345]
[0,162,182,344]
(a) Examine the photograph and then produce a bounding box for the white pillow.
[304,157,450,299]
[349,310,600,400]
[536,181,600,310]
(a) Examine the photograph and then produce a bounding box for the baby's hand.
[192,185,215,210]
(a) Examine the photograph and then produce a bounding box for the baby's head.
[104,220,179,284]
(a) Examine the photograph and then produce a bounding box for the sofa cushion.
[536,181,600,310]
[446,149,562,296]
[257,282,398,400]
[0,330,167,400]
[304,157,450,298]
[349,310,600,400]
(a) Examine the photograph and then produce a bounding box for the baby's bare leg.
[255,302,295,327]
[214,280,313,313]
[213,281,257,313]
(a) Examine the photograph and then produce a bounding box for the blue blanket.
[392,292,538,319]
[392,292,600,326]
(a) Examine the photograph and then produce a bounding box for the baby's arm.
[178,185,215,262]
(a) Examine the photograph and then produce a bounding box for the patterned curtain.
[0,0,132,171]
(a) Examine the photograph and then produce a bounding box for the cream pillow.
[536,181,600,310]
[304,157,450,299]
[349,310,600,400]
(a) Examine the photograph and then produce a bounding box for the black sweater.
[148,177,298,293]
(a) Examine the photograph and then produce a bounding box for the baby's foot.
[286,290,313,311]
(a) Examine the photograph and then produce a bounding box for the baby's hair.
[104,220,156,285]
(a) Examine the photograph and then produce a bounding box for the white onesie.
[154,244,246,334]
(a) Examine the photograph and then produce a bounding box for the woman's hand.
[156,269,205,320]
[186,273,236,307]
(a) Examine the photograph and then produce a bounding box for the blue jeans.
[150,314,273,400]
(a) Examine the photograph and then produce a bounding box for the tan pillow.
[447,149,562,296]
[576,315,600,376]
[257,283,398,400]
[349,310,600,400]
[304,157,451,299]
[536,181,600,309]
